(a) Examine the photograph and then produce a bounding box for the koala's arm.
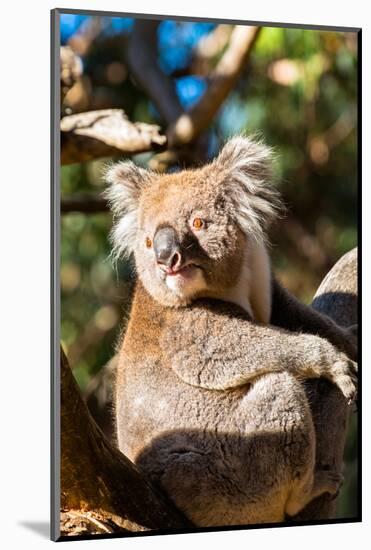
[270,277,357,362]
[161,299,357,402]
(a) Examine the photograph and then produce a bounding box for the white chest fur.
[221,239,272,324]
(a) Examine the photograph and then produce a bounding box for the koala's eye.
[145,237,152,248]
[192,217,204,230]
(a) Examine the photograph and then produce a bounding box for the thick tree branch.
[61,109,167,165]
[60,347,191,537]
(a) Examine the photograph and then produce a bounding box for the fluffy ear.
[214,136,282,242]
[104,161,152,259]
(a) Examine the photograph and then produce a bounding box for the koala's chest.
[115,355,246,457]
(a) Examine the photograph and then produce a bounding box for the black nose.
[153,227,182,270]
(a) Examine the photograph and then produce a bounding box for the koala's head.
[105,136,281,308]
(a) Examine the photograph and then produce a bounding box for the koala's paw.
[328,357,358,404]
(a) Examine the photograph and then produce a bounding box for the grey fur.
[105,136,357,526]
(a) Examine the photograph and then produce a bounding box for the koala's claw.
[330,359,358,404]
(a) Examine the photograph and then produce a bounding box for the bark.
[60,347,191,537]
[292,248,358,521]
[61,109,167,165]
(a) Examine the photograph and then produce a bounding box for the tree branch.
[61,195,108,214]
[167,26,261,146]
[127,21,184,125]
[61,109,167,165]
[193,24,234,69]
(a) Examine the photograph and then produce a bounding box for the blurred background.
[59,13,358,519]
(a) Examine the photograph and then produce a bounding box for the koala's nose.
[153,227,182,270]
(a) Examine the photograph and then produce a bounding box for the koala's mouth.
[160,262,202,278]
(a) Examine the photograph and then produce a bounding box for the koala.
[105,136,357,527]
